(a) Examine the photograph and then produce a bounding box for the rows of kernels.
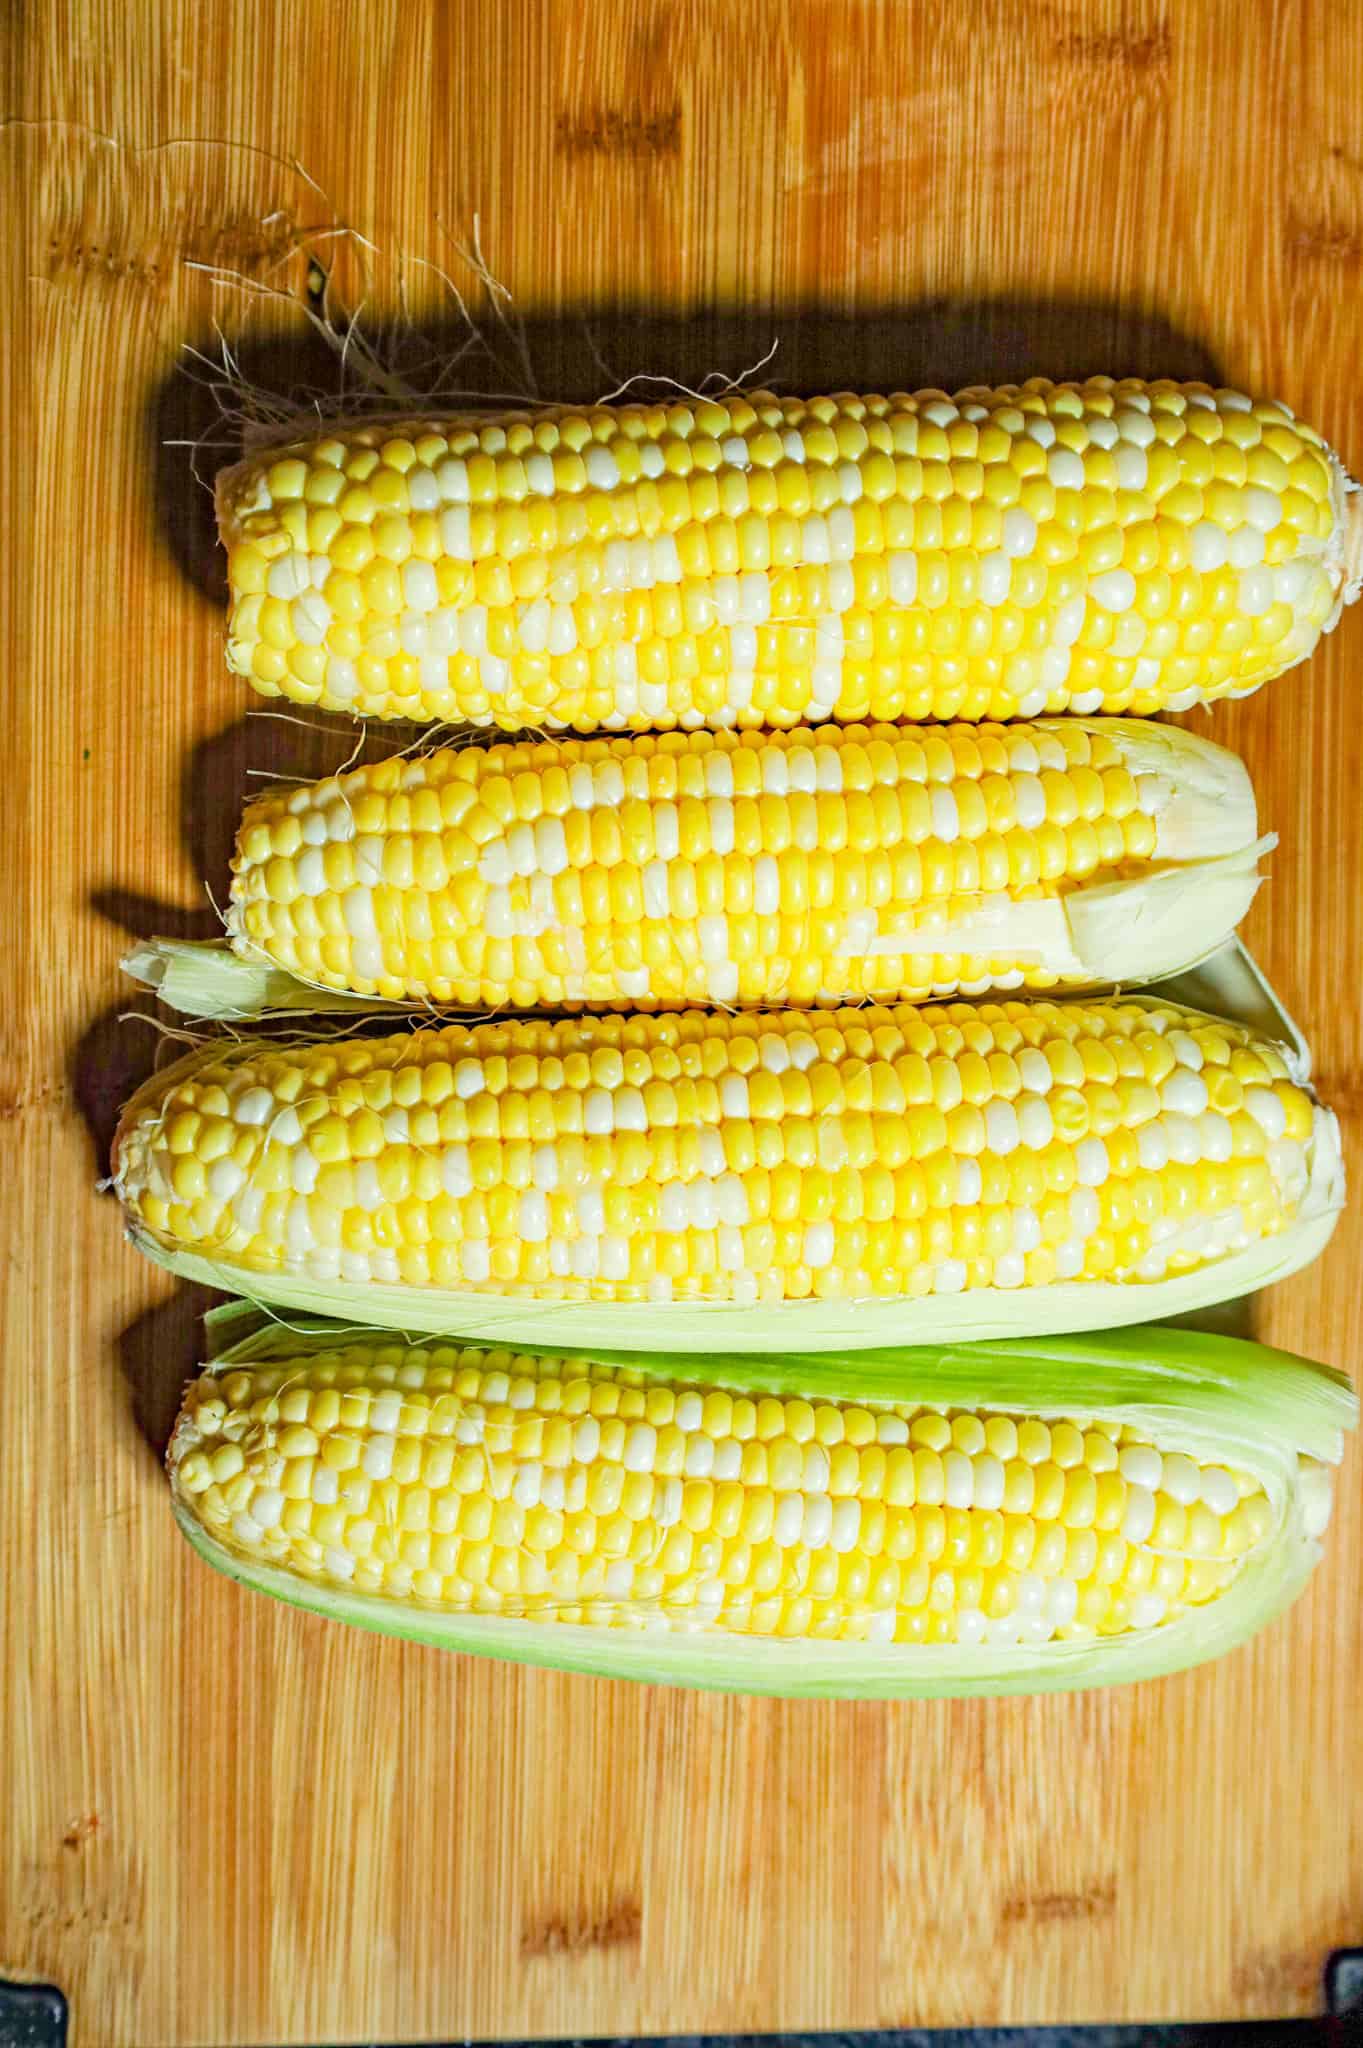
[220,380,1340,730]
[227,718,1165,1007]
[117,997,1318,1304]
[170,1345,1276,1642]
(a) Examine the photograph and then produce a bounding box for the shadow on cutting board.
[82,294,1222,1455]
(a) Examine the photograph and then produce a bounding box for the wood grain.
[5,3,1362,2041]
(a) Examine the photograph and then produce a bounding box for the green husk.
[172,1308,1355,1697]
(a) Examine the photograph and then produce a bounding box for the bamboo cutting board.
[5,4,1363,2042]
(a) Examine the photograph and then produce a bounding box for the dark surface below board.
[5,1972,1363,2048]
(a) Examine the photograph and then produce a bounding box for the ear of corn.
[167,1306,1355,1697]
[114,994,1343,1351]
[218,379,1359,732]
[199,717,1266,1015]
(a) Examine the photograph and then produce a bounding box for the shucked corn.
[227,717,1261,1010]
[169,1336,1288,1646]
[219,379,1360,730]
[116,995,1335,1312]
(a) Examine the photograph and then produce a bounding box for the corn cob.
[114,995,1342,1350]
[168,1310,1354,1696]
[218,717,1265,1012]
[219,379,1360,731]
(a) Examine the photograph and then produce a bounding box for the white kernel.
[1119,1442,1162,1489]
[1091,568,1136,612]
[1002,507,1037,557]
[814,745,844,791]
[207,1156,246,1202]
[1228,523,1265,568]
[583,1089,615,1135]
[758,1032,791,1075]
[800,515,830,565]
[801,1495,832,1548]
[1274,559,1313,606]
[1136,1122,1170,1171]
[829,1499,862,1553]
[1238,567,1274,616]
[547,603,578,654]
[1048,447,1085,491]
[232,1086,274,1126]
[1016,1049,1053,1095]
[1008,1575,1043,1621]
[803,1222,834,1269]
[1053,594,1087,645]
[826,563,855,612]
[837,460,863,504]
[1075,1137,1109,1186]
[599,1235,630,1282]
[289,1144,319,1193]
[1086,415,1119,450]
[1200,1467,1238,1516]
[1244,487,1281,532]
[984,1100,1019,1154]
[1161,1069,1209,1116]
[439,504,472,559]
[887,552,918,605]
[974,1454,1006,1511]
[1163,1113,1202,1164]
[362,1434,395,1480]
[402,560,439,612]
[719,1073,750,1120]
[1013,772,1049,831]
[943,1451,974,1507]
[1161,1454,1201,1504]
[1190,521,1229,572]
[583,444,619,490]
[1069,1187,1101,1237]
[955,1158,983,1206]
[929,786,960,840]
[718,1224,745,1270]
[436,458,470,503]
[1012,1207,1042,1253]
[680,1430,715,1481]
[461,1240,491,1284]
[827,506,857,562]
[309,1465,339,1507]
[979,552,1012,605]
[1114,410,1157,448]
[1121,1485,1157,1544]
[992,1251,1026,1288]
[773,1494,803,1546]
[1168,1031,1204,1070]
[1129,1593,1167,1630]
[1245,1087,1287,1139]
[721,436,750,469]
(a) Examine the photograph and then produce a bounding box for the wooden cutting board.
[5,3,1362,2041]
